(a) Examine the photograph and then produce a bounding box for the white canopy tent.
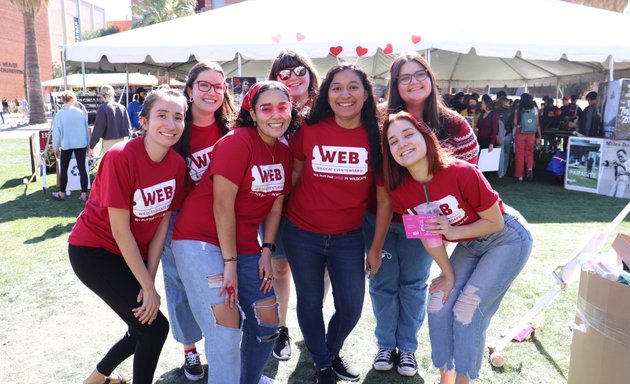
[42,73,184,88]
[63,0,630,89]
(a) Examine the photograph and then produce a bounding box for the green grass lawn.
[1,138,628,384]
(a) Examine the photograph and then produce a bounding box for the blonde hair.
[100,84,115,99]
[60,90,76,104]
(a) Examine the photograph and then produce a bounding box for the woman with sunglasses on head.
[382,111,532,384]
[264,49,321,362]
[172,81,297,384]
[161,61,237,381]
[283,63,390,384]
[68,89,187,384]
[364,51,479,377]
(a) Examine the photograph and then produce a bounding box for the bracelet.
[223,257,237,263]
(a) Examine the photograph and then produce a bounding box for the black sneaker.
[397,351,418,377]
[332,354,360,381]
[273,326,292,360]
[526,169,533,181]
[316,367,336,384]
[373,348,395,371]
[183,351,204,381]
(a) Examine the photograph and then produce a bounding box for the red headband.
[241,81,291,111]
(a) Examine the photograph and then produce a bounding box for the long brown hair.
[382,111,451,191]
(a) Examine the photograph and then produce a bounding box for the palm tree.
[132,0,196,28]
[573,0,628,12]
[10,0,48,124]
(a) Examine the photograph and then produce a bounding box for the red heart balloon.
[329,46,343,57]
[272,34,281,43]
[383,43,393,55]
[296,33,306,41]
[411,35,422,44]
[356,46,368,56]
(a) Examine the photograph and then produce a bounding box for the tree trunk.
[22,9,46,124]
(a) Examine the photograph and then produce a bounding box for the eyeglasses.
[256,102,292,117]
[277,66,307,81]
[195,81,226,94]
[397,69,428,85]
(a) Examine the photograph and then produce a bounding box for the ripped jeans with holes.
[172,240,243,384]
[426,208,532,380]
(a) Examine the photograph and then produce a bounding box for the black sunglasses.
[277,66,307,81]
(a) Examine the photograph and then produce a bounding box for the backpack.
[520,109,537,134]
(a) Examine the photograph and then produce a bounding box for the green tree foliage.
[82,25,121,41]
[132,0,196,28]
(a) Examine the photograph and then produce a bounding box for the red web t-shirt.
[69,138,186,259]
[388,159,505,242]
[184,122,224,196]
[173,127,292,254]
[285,117,373,234]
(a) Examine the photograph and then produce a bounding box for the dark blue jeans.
[283,219,365,368]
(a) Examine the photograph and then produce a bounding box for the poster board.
[565,137,602,194]
[477,148,502,172]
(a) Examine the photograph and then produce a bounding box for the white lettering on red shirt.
[187,145,214,183]
[251,164,285,194]
[133,179,176,219]
[311,145,368,175]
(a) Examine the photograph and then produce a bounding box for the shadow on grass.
[286,340,315,383]
[0,187,83,224]
[155,365,206,384]
[1,176,28,190]
[363,367,425,383]
[531,335,567,381]
[24,222,75,244]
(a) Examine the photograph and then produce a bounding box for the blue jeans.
[427,208,532,379]
[498,132,513,177]
[161,211,203,345]
[283,219,365,368]
[171,240,242,384]
[363,212,433,353]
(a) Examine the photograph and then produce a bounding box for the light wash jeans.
[427,207,532,379]
[363,212,433,353]
[171,240,242,384]
[161,211,203,345]
[497,132,513,178]
[172,240,279,384]
[283,219,365,368]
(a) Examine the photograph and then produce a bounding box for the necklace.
[265,141,277,162]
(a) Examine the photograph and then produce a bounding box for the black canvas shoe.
[373,348,395,371]
[183,351,204,381]
[332,354,360,381]
[316,366,336,384]
[397,351,418,376]
[272,326,292,360]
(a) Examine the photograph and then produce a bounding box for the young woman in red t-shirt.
[266,48,322,361]
[282,64,391,383]
[68,89,187,384]
[171,81,298,384]
[382,111,532,384]
[161,61,236,380]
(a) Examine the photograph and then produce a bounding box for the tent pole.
[609,56,614,81]
[61,47,68,91]
[238,53,242,77]
[82,62,86,93]
[125,66,130,106]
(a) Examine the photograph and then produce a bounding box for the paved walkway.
[0,113,53,139]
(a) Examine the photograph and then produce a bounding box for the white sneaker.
[258,375,275,384]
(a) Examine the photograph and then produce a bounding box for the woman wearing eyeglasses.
[171,81,297,384]
[161,61,237,381]
[282,64,390,384]
[363,51,478,377]
[263,49,322,362]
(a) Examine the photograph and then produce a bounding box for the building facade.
[0,0,53,101]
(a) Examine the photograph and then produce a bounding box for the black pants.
[69,245,169,384]
[59,148,88,193]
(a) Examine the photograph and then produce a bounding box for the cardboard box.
[567,270,630,384]
[612,233,630,268]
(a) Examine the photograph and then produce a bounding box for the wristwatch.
[261,243,276,252]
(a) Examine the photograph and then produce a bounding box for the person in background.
[264,48,322,362]
[476,94,499,151]
[283,64,389,384]
[51,90,90,202]
[163,61,236,382]
[382,111,532,384]
[128,87,147,136]
[365,51,478,378]
[578,91,602,138]
[89,85,130,156]
[68,88,187,384]
[513,93,542,181]
[495,96,513,178]
[172,81,296,384]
